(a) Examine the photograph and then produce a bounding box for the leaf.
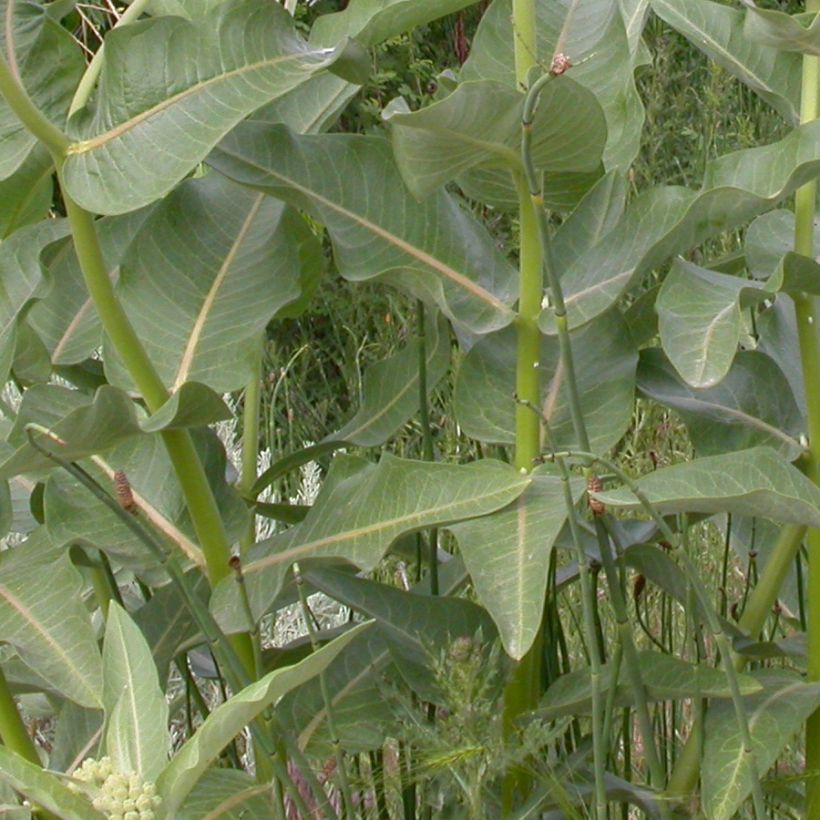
[49,702,103,775]
[651,0,801,122]
[140,383,231,433]
[594,447,820,528]
[209,123,517,335]
[210,455,530,633]
[702,670,820,820]
[462,0,645,170]
[0,0,85,178]
[102,603,169,782]
[0,537,103,708]
[106,172,322,394]
[540,119,820,333]
[29,208,155,367]
[448,464,585,659]
[637,348,805,460]
[383,78,605,200]
[0,747,104,820]
[157,622,370,815]
[301,565,496,702]
[0,219,70,386]
[329,313,450,446]
[310,0,485,48]
[539,650,761,720]
[177,769,275,819]
[61,0,366,214]
[454,309,637,452]
[277,624,394,756]
[742,1,820,56]
[0,145,53,239]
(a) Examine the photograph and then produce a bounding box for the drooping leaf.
[277,624,394,756]
[637,349,805,460]
[0,535,103,708]
[539,650,761,720]
[383,78,605,200]
[0,219,70,387]
[177,769,275,819]
[594,447,820,527]
[702,670,820,820]
[539,119,820,333]
[741,0,820,55]
[651,0,801,122]
[29,209,155,367]
[310,0,485,48]
[448,464,585,659]
[101,603,169,782]
[210,455,530,632]
[0,0,85,178]
[455,309,637,452]
[462,0,645,170]
[329,313,450,447]
[0,747,104,820]
[209,124,517,335]
[0,145,53,238]
[301,564,496,701]
[62,0,367,214]
[140,383,231,433]
[49,702,103,775]
[106,172,322,394]
[157,623,370,815]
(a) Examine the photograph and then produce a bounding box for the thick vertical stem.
[796,6,820,812]
[239,341,263,554]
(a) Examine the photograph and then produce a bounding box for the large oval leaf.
[455,309,637,452]
[594,447,820,528]
[209,124,516,334]
[62,0,365,214]
[210,455,530,633]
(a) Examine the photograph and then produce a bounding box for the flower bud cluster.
[70,757,162,819]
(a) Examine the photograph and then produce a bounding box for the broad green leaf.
[0,539,102,708]
[745,209,820,282]
[0,146,52,238]
[45,429,247,576]
[638,349,804,460]
[209,124,516,334]
[62,0,366,214]
[29,209,155,367]
[277,624,393,756]
[0,219,70,387]
[0,0,84,178]
[329,314,450,447]
[702,670,820,820]
[251,440,343,499]
[594,447,820,528]
[540,119,820,333]
[210,455,530,632]
[301,564,496,702]
[651,0,801,122]
[462,0,645,170]
[448,464,585,659]
[384,78,605,200]
[49,702,103,774]
[178,769,274,819]
[102,603,169,782]
[311,0,484,48]
[0,747,104,820]
[742,1,820,56]
[141,383,231,433]
[157,622,370,815]
[539,650,761,720]
[108,172,322,394]
[455,309,637,452]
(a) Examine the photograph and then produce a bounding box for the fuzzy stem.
[795,3,820,811]
[68,0,153,117]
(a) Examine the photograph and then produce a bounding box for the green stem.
[68,0,153,117]
[795,5,820,812]
[666,523,806,800]
[512,0,538,90]
[0,54,68,157]
[0,666,40,766]
[239,341,263,554]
